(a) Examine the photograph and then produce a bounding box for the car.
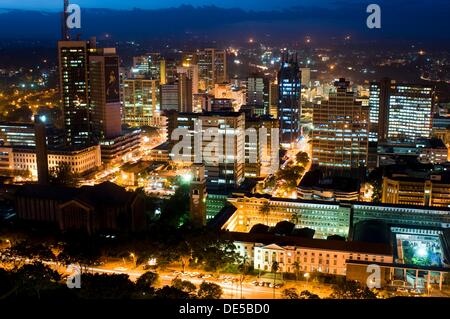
[411,288,424,295]
[274,283,283,289]
[251,281,259,286]
[202,274,212,279]
[397,287,409,293]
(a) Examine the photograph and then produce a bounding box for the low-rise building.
[298,171,360,202]
[14,182,145,234]
[382,169,450,207]
[100,128,141,164]
[227,232,393,275]
[0,144,101,177]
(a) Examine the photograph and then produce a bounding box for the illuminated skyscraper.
[197,48,227,92]
[312,78,369,177]
[370,80,434,142]
[123,79,160,127]
[58,39,122,145]
[277,55,301,146]
[161,83,179,111]
[247,75,269,115]
[369,78,392,142]
[89,48,122,140]
[58,40,91,146]
[387,84,434,141]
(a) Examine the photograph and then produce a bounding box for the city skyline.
[0,0,449,305]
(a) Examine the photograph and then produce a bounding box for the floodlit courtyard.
[395,233,444,267]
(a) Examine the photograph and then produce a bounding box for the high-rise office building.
[300,68,311,88]
[89,48,122,140]
[369,79,434,142]
[278,56,301,147]
[132,53,163,80]
[178,73,193,113]
[161,58,178,85]
[58,40,122,145]
[177,64,199,94]
[269,80,279,119]
[247,75,269,115]
[58,40,91,146]
[160,83,179,111]
[312,78,369,177]
[387,84,434,141]
[171,111,245,192]
[197,49,227,92]
[123,78,160,127]
[245,116,279,177]
[369,78,393,142]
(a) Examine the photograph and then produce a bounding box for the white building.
[231,233,393,276]
[0,145,101,177]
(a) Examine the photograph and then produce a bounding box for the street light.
[130,253,136,268]
[304,272,310,289]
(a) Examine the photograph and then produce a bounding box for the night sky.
[0,0,379,11]
[0,0,449,42]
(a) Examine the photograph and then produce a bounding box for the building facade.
[277,57,301,147]
[312,78,369,177]
[122,78,160,127]
[0,145,101,177]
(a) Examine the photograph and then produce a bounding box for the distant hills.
[0,4,449,44]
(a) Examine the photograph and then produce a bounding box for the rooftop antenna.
[61,0,70,40]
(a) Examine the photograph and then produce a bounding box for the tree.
[14,262,62,299]
[77,273,136,299]
[282,288,299,299]
[271,261,279,299]
[153,285,193,299]
[330,280,377,299]
[293,261,301,281]
[171,278,197,295]
[296,152,310,166]
[9,240,55,262]
[135,271,159,294]
[197,282,223,299]
[49,162,78,186]
[238,256,252,298]
[259,201,271,225]
[273,221,295,235]
[249,223,270,234]
[0,268,15,299]
[367,167,383,203]
[299,290,320,299]
[159,182,190,227]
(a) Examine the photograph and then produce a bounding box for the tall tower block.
[189,164,207,226]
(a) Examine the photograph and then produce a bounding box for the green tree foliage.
[330,280,377,299]
[171,278,197,295]
[159,182,190,227]
[135,271,159,294]
[13,262,62,299]
[282,288,299,299]
[77,273,136,299]
[296,151,310,166]
[8,240,55,261]
[197,282,223,299]
[49,162,78,186]
[368,167,383,203]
